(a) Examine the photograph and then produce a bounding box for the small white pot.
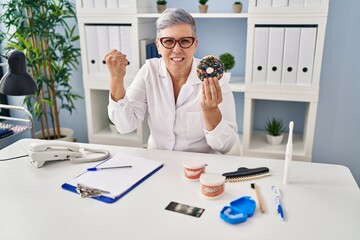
[223,71,231,82]
[266,134,283,145]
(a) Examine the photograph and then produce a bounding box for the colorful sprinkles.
[196,55,224,81]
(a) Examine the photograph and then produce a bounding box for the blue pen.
[87,165,132,171]
[271,186,284,221]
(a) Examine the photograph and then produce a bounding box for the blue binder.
[61,152,164,204]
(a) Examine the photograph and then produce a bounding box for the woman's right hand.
[104,49,129,101]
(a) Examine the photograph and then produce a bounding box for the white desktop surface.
[1,139,359,240]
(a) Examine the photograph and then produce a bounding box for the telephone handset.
[24,139,110,168]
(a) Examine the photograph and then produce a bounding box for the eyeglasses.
[159,37,195,49]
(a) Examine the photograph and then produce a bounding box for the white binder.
[252,27,269,84]
[85,25,99,75]
[82,0,94,8]
[305,0,321,7]
[256,0,272,7]
[288,0,305,7]
[282,28,301,85]
[106,0,118,8]
[118,0,131,8]
[272,0,289,7]
[266,27,285,84]
[108,26,122,52]
[120,26,133,68]
[297,27,317,86]
[96,26,110,74]
[93,0,106,8]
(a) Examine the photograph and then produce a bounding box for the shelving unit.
[76,0,328,161]
[241,0,329,162]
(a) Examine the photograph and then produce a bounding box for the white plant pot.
[266,134,283,145]
[224,72,231,82]
[35,127,74,142]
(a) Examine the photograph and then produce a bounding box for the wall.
[2,0,359,186]
[312,0,360,186]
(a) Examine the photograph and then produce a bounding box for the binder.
[297,27,317,86]
[288,0,305,7]
[106,0,118,8]
[93,0,106,8]
[256,0,272,7]
[82,0,94,8]
[118,0,131,8]
[120,25,133,68]
[62,152,164,203]
[266,27,285,84]
[96,26,110,74]
[281,27,301,85]
[85,25,99,74]
[305,0,321,7]
[108,25,121,53]
[252,27,269,84]
[272,0,289,7]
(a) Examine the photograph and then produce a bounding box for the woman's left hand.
[201,77,223,131]
[201,77,222,110]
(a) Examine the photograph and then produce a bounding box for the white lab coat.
[108,58,238,154]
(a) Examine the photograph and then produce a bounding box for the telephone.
[23,139,110,168]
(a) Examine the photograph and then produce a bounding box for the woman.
[106,8,238,154]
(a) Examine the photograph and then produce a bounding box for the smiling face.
[156,23,198,78]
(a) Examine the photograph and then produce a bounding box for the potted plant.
[233,1,243,13]
[0,0,81,140]
[156,0,167,13]
[265,117,284,145]
[219,52,235,82]
[199,0,209,13]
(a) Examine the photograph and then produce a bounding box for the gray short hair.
[156,8,197,38]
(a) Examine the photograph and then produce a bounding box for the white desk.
[1,139,359,240]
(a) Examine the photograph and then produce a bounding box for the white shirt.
[108,58,238,154]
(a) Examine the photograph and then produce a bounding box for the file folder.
[256,0,272,7]
[120,25,133,72]
[305,0,321,7]
[288,0,305,7]
[118,0,131,8]
[85,25,99,74]
[62,152,164,203]
[281,27,301,85]
[266,27,285,84]
[252,27,269,84]
[297,27,317,86]
[108,25,122,56]
[272,0,289,7]
[96,26,110,74]
[93,0,106,8]
[82,0,94,8]
[106,0,118,8]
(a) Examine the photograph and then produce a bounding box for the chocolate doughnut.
[196,55,224,81]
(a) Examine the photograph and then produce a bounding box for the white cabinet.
[76,0,328,160]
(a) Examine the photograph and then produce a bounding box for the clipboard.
[61,152,164,203]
